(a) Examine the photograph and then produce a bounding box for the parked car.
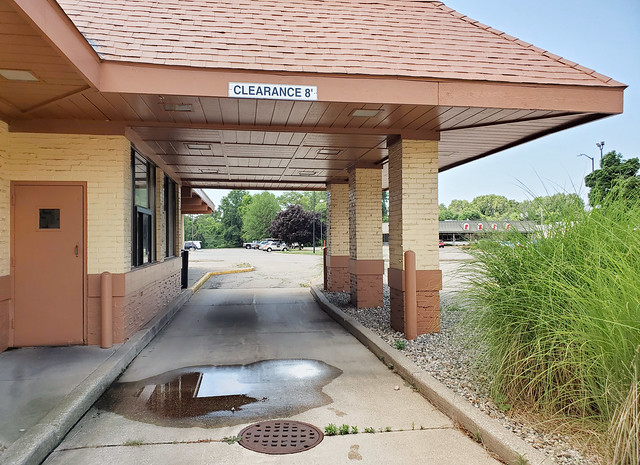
[184,240,202,250]
[263,240,288,252]
[257,238,278,250]
[439,240,445,248]
[242,241,259,249]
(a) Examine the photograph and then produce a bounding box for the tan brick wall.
[348,167,382,260]
[327,183,349,256]
[388,139,439,271]
[0,122,9,276]
[5,133,131,274]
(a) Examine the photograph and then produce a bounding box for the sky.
[205,0,640,209]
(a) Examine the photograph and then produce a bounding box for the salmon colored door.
[13,184,85,346]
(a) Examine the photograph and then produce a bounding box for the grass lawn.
[283,248,323,255]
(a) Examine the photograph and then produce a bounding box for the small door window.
[39,208,60,229]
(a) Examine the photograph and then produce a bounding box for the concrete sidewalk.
[40,287,501,465]
[0,289,192,465]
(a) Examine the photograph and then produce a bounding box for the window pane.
[134,154,149,208]
[165,176,176,257]
[142,213,151,264]
[39,209,60,229]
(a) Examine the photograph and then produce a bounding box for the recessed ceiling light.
[298,170,317,176]
[199,168,219,174]
[0,69,38,81]
[351,109,381,118]
[163,104,193,112]
[186,143,212,150]
[317,149,342,156]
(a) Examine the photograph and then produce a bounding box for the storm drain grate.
[238,420,323,455]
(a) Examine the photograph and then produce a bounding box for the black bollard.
[181,249,189,289]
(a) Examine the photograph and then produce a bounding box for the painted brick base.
[122,270,180,340]
[0,301,8,352]
[390,287,441,334]
[350,273,383,308]
[0,275,9,352]
[349,259,384,308]
[327,266,349,291]
[388,267,442,335]
[88,257,182,345]
[326,255,350,292]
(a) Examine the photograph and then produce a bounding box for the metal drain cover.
[238,420,323,454]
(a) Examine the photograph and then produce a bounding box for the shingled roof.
[56,0,622,87]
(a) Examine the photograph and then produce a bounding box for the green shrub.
[465,196,640,461]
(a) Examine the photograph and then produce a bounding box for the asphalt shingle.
[56,0,622,87]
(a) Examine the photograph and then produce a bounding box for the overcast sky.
[205,0,639,208]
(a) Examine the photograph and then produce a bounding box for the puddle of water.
[98,359,342,428]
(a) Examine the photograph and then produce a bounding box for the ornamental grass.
[464,196,640,464]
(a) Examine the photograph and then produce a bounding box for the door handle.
[74,244,79,257]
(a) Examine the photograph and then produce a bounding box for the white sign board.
[229,82,318,101]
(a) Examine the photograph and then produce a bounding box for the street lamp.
[596,141,605,159]
[578,153,595,172]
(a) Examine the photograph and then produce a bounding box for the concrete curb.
[310,285,551,465]
[189,267,255,293]
[2,288,194,465]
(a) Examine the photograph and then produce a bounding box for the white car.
[262,240,288,252]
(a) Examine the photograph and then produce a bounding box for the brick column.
[388,139,442,334]
[348,167,383,308]
[326,183,350,291]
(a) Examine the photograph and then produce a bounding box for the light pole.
[596,141,605,159]
[578,153,595,172]
[312,191,316,254]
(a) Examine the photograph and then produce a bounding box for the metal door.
[13,184,85,346]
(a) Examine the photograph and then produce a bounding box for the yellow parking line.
[189,267,255,292]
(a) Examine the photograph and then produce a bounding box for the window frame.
[164,175,177,258]
[131,148,156,267]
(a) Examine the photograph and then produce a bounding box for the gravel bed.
[323,286,601,465]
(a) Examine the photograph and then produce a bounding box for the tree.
[470,195,511,219]
[277,191,327,219]
[382,190,389,222]
[218,190,248,247]
[241,191,280,241]
[183,214,224,248]
[585,151,640,207]
[268,205,320,245]
[520,193,584,223]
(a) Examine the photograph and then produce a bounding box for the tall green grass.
[464,197,640,463]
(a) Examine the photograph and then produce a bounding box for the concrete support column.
[388,139,442,334]
[348,167,383,308]
[326,183,350,291]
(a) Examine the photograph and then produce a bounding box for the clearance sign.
[229,82,318,101]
